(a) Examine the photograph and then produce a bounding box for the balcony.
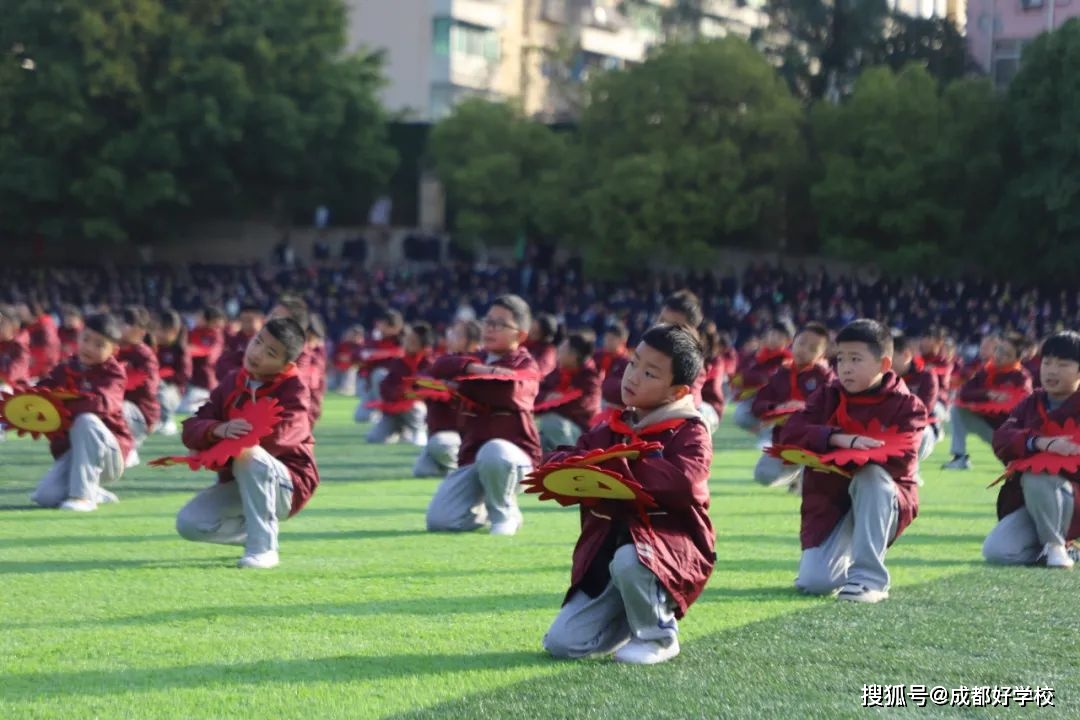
[431,0,506,29]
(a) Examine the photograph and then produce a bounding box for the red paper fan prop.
[405,377,455,402]
[534,389,584,413]
[149,397,283,471]
[766,445,851,477]
[457,370,538,383]
[956,386,1029,416]
[159,366,176,380]
[522,441,661,509]
[365,399,418,415]
[124,369,149,392]
[0,387,80,439]
[767,418,917,476]
[760,402,805,426]
[1000,418,1080,478]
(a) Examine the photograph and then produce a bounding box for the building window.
[450,21,500,62]
[433,18,452,56]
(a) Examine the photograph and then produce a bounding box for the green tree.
[872,14,977,85]
[0,0,395,246]
[429,98,566,247]
[572,38,804,276]
[987,19,1080,279]
[810,65,1004,272]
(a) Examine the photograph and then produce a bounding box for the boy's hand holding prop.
[990,418,1080,487]
[534,388,584,413]
[150,397,282,471]
[760,400,806,426]
[957,386,1028,416]
[522,441,660,510]
[405,376,455,402]
[767,419,918,477]
[0,386,85,439]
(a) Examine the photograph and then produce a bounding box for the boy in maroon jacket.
[180,306,226,412]
[154,310,192,436]
[0,304,30,391]
[117,306,161,467]
[175,318,318,570]
[58,305,83,360]
[780,320,927,603]
[536,331,602,453]
[985,331,1080,569]
[367,322,435,445]
[413,319,481,478]
[425,295,541,536]
[525,313,561,379]
[593,321,630,382]
[21,302,60,380]
[355,308,406,423]
[944,332,1033,470]
[751,322,833,489]
[543,324,714,665]
[732,320,795,445]
[892,333,941,463]
[214,306,265,382]
[31,313,133,512]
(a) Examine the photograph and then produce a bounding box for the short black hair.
[490,294,531,332]
[533,313,560,343]
[892,333,914,355]
[800,322,829,341]
[85,312,123,344]
[307,313,326,340]
[604,321,629,341]
[1000,331,1029,358]
[203,306,225,323]
[662,289,703,329]
[563,331,593,363]
[836,319,892,359]
[60,303,82,320]
[239,305,265,317]
[1041,331,1080,365]
[461,319,482,346]
[772,319,796,339]
[263,317,306,363]
[640,323,704,387]
[121,305,151,329]
[0,304,17,323]
[274,295,310,331]
[157,309,188,349]
[411,321,435,349]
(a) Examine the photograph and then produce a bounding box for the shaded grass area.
[0,396,1074,719]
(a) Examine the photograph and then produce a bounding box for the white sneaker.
[237,550,279,569]
[59,498,98,512]
[613,637,680,665]
[159,420,178,436]
[125,449,141,468]
[836,583,889,603]
[1044,543,1075,569]
[96,488,120,504]
[411,430,429,448]
[490,512,523,536]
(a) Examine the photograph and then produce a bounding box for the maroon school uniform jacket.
[900,356,940,418]
[1024,354,1042,390]
[182,367,318,516]
[214,330,256,384]
[752,361,835,444]
[779,372,927,550]
[546,396,714,618]
[537,360,602,431]
[0,336,30,387]
[189,326,224,390]
[923,353,956,398]
[592,349,628,380]
[58,326,80,360]
[118,342,161,428]
[380,351,433,410]
[299,345,327,423]
[992,390,1080,541]
[526,340,558,379]
[359,338,404,378]
[732,348,793,399]
[37,356,134,461]
[156,342,192,391]
[430,346,541,466]
[332,340,363,371]
[700,356,726,421]
[958,362,1033,429]
[26,315,60,379]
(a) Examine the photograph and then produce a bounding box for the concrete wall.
[347,0,431,118]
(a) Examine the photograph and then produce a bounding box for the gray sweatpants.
[918,427,935,462]
[983,473,1076,565]
[178,385,211,414]
[950,406,993,456]
[413,431,461,478]
[734,401,772,447]
[123,401,150,448]
[543,544,678,658]
[425,439,532,531]
[158,383,181,428]
[795,464,900,594]
[175,447,294,555]
[754,454,803,488]
[353,368,390,423]
[31,414,123,506]
[538,413,582,454]
[366,403,427,444]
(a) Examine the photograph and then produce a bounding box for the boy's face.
[0,317,16,341]
[792,331,826,367]
[919,337,942,356]
[63,314,82,329]
[994,341,1019,366]
[835,341,889,394]
[891,348,915,373]
[243,328,291,379]
[482,307,525,354]
[763,330,790,350]
[656,307,689,326]
[156,326,179,344]
[120,323,143,345]
[78,328,116,366]
[980,336,999,361]
[1040,355,1080,399]
[239,311,264,336]
[445,325,466,354]
[603,332,624,354]
[403,330,423,355]
[621,341,687,410]
[557,340,580,370]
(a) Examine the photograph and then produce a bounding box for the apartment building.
[966,0,1080,88]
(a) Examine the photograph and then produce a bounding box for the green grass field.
[1,395,1076,719]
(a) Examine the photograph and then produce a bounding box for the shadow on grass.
[0,650,554,700]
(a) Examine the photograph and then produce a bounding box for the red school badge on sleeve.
[0,387,82,439]
[149,397,283,471]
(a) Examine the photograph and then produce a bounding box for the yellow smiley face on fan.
[0,393,65,434]
[542,467,638,500]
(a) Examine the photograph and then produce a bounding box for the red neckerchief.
[599,350,626,376]
[756,348,792,367]
[789,363,819,402]
[608,411,688,444]
[986,361,1021,388]
[910,355,926,373]
[223,366,298,416]
[828,386,888,432]
[556,368,575,392]
[402,351,428,375]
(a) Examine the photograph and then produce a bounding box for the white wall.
[346,1,431,119]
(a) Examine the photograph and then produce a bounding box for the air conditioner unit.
[1020,0,1044,9]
